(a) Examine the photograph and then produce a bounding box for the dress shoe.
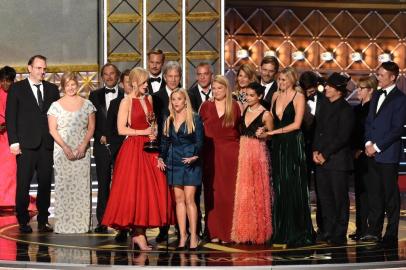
[360,234,381,243]
[94,225,108,234]
[19,224,33,233]
[38,223,53,233]
[115,230,128,242]
[328,237,347,246]
[381,235,398,247]
[315,232,329,243]
[349,232,361,241]
[155,231,169,243]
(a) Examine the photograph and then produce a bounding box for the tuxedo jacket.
[261,80,278,110]
[365,87,406,163]
[106,95,125,146]
[302,92,326,144]
[148,77,166,95]
[89,87,124,145]
[5,79,60,150]
[188,84,204,112]
[313,97,355,171]
[152,87,170,136]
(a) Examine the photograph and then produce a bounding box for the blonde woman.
[232,64,258,109]
[157,88,204,251]
[199,75,241,243]
[258,67,314,247]
[47,72,96,233]
[102,67,174,251]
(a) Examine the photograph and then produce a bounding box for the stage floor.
[1,209,406,269]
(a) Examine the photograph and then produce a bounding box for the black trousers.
[94,142,113,224]
[316,167,350,241]
[354,154,369,236]
[16,144,53,225]
[365,157,399,238]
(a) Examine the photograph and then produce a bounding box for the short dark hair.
[0,66,17,81]
[147,49,165,62]
[247,81,265,97]
[299,71,320,91]
[120,69,131,83]
[379,61,399,81]
[100,63,120,77]
[260,56,279,73]
[28,55,47,65]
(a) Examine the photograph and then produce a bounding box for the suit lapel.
[23,79,41,110]
[98,88,107,117]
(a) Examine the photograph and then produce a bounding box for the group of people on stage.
[1,51,406,250]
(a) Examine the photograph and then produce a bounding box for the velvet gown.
[199,101,241,242]
[271,94,315,246]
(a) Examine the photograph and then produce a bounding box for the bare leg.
[185,186,198,248]
[174,186,188,247]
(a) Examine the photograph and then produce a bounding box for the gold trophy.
[143,111,159,152]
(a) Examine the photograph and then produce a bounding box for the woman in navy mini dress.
[158,88,204,250]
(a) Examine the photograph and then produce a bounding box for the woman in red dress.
[0,66,17,209]
[102,67,174,250]
[199,75,241,243]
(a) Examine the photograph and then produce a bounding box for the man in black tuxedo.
[361,61,406,246]
[259,56,279,110]
[152,61,182,242]
[6,55,60,233]
[188,62,213,112]
[147,49,166,95]
[313,73,354,245]
[89,63,123,233]
[299,71,326,237]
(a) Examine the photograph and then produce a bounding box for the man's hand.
[365,144,376,157]
[10,144,22,155]
[100,136,107,145]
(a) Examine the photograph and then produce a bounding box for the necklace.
[247,105,261,113]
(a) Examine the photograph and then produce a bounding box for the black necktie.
[34,84,44,111]
[308,95,315,102]
[378,89,387,97]
[105,88,116,94]
[150,77,161,83]
[201,89,211,101]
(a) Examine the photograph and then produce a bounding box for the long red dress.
[102,97,174,229]
[199,101,241,242]
[0,87,16,208]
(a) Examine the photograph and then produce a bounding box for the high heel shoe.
[189,235,201,251]
[132,235,152,251]
[175,234,188,251]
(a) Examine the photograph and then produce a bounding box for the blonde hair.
[129,67,148,96]
[60,72,79,92]
[164,88,195,135]
[235,64,258,93]
[357,75,378,90]
[279,67,303,93]
[213,75,235,127]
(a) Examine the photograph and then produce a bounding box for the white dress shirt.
[307,95,318,116]
[150,73,163,93]
[198,84,212,102]
[28,78,44,106]
[262,81,274,99]
[105,85,118,111]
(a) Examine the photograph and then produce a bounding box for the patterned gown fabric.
[102,97,174,229]
[271,95,315,246]
[231,109,272,244]
[47,100,96,233]
[199,101,241,242]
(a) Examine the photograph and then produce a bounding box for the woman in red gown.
[199,75,241,243]
[0,66,17,209]
[102,67,174,250]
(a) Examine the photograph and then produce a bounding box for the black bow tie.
[105,88,116,94]
[150,77,161,83]
[378,89,387,97]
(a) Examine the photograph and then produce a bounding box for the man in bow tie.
[188,62,213,112]
[362,61,406,246]
[6,55,60,233]
[89,63,123,233]
[147,49,166,94]
[259,56,279,110]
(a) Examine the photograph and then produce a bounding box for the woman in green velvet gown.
[260,67,315,247]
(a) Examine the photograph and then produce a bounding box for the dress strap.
[291,91,298,102]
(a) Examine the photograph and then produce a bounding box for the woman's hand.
[182,156,198,165]
[157,158,166,171]
[75,144,87,160]
[62,145,76,161]
[255,127,268,139]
